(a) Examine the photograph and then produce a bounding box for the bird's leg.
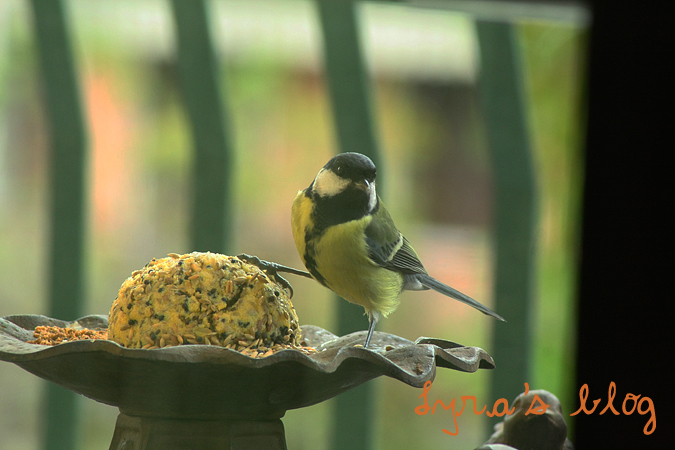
[236,253,312,298]
[364,310,380,349]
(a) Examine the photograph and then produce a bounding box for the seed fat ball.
[108,252,301,350]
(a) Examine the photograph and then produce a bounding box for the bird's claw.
[236,253,312,298]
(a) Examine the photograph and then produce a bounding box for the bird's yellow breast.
[291,191,313,262]
[291,190,402,316]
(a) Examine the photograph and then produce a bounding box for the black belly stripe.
[304,254,327,287]
[302,226,328,287]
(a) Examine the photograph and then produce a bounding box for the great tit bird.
[291,152,505,348]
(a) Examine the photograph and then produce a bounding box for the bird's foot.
[236,253,312,298]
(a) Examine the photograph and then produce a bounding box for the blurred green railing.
[30,1,87,449]
[171,0,234,255]
[475,20,536,425]
[30,1,538,449]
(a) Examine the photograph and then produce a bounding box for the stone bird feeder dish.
[1,314,494,450]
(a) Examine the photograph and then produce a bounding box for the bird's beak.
[355,179,371,191]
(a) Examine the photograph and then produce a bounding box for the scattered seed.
[193,326,212,337]
[168,253,181,259]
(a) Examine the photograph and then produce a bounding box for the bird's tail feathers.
[417,274,506,322]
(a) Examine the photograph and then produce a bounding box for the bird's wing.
[364,208,427,275]
[386,236,428,275]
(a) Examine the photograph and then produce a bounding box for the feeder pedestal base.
[109,413,287,450]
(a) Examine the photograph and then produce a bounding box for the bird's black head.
[323,152,377,185]
[308,152,379,227]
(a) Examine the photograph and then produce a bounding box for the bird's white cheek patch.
[367,182,378,213]
[313,169,350,197]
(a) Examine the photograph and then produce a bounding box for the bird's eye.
[335,166,343,175]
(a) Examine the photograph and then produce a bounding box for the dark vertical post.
[171,0,233,254]
[476,21,537,425]
[575,2,667,447]
[317,1,380,449]
[30,1,87,449]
